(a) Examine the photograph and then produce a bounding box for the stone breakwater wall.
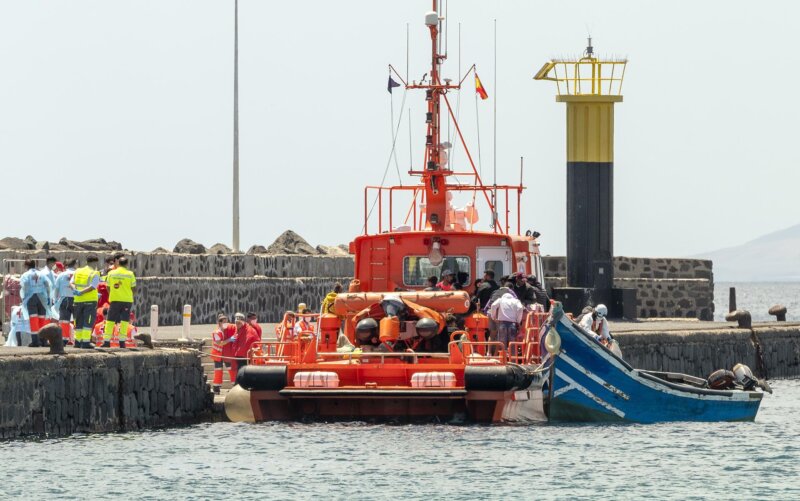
[543,257,714,320]
[616,325,800,379]
[136,277,351,326]
[0,350,212,439]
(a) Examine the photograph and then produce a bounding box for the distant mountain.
[696,223,800,282]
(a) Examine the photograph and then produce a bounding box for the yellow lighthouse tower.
[535,40,631,315]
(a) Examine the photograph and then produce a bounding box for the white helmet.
[595,304,608,318]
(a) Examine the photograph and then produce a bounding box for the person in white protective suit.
[4,305,31,347]
[579,304,623,358]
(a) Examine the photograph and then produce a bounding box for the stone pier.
[0,348,212,439]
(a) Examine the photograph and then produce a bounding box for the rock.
[208,243,232,255]
[266,230,317,255]
[246,245,268,255]
[0,237,33,250]
[79,238,123,251]
[57,238,83,250]
[173,238,206,255]
[316,244,349,256]
[337,244,350,254]
[151,247,171,253]
[24,235,37,247]
[35,241,50,251]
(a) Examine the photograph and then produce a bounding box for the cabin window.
[484,260,504,279]
[403,256,471,286]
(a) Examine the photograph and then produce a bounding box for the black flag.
[387,76,401,93]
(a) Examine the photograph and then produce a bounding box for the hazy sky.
[1,0,798,257]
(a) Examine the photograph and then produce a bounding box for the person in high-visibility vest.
[210,313,236,394]
[103,256,136,348]
[71,255,101,349]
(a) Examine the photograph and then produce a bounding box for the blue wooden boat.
[541,304,766,423]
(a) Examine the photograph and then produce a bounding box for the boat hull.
[227,382,546,424]
[546,316,763,423]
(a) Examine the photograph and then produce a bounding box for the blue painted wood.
[547,317,763,423]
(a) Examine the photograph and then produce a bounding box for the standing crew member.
[211,314,237,394]
[246,312,262,340]
[53,259,77,345]
[103,257,136,348]
[232,312,259,373]
[72,255,101,349]
[20,259,51,347]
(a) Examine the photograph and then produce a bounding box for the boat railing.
[249,341,302,365]
[362,184,525,236]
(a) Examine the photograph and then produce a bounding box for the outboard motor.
[707,369,736,390]
[731,363,757,391]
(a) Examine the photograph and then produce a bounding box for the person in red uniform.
[210,313,237,394]
[246,312,262,340]
[232,312,259,373]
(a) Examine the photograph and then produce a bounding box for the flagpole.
[492,18,497,229]
[232,0,240,252]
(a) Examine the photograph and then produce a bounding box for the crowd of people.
[3,253,138,349]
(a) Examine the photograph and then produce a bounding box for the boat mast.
[421,3,447,232]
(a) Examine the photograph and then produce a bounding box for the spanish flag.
[475,73,489,100]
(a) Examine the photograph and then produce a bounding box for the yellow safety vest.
[106,266,136,303]
[73,266,100,303]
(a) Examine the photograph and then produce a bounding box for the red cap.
[54,262,65,272]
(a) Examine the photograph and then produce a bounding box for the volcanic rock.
[267,230,317,255]
[57,238,83,250]
[0,237,33,250]
[173,239,206,255]
[316,244,349,256]
[246,245,268,255]
[79,238,123,251]
[151,247,171,253]
[209,243,233,255]
[24,235,37,248]
[35,241,50,251]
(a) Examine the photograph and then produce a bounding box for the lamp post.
[232,0,240,252]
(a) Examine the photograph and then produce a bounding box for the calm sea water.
[714,281,800,322]
[1,380,798,500]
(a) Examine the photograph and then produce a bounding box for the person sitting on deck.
[436,269,456,291]
[294,310,314,338]
[423,276,440,291]
[488,293,524,352]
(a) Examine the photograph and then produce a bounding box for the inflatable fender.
[237,365,288,391]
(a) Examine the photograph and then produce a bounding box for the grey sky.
[1,1,797,257]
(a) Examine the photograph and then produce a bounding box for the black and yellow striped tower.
[535,41,634,316]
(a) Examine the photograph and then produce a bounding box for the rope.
[362,88,408,233]
[390,92,403,186]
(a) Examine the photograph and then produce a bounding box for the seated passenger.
[436,269,456,291]
[294,311,314,338]
[423,276,440,291]
[488,293,523,351]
